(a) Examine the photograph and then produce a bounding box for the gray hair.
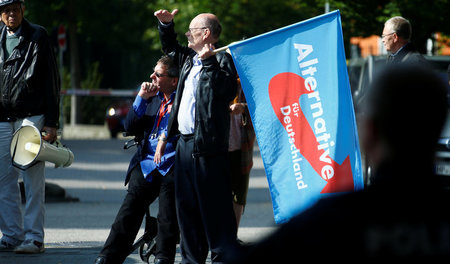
[385,16,412,41]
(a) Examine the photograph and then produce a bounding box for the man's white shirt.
[178,54,202,135]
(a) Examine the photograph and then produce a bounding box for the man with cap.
[0,0,60,254]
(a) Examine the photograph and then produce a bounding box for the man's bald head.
[193,13,222,42]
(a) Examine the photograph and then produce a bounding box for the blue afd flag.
[228,10,364,224]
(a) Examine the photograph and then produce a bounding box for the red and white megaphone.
[10,125,74,170]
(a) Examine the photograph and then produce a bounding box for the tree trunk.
[67,0,81,124]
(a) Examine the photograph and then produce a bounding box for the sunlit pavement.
[1,127,276,263]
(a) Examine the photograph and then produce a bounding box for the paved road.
[2,138,276,264]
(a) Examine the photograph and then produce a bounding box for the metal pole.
[59,48,64,135]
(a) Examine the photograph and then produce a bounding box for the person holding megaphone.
[0,0,60,254]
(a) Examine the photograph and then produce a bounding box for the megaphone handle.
[11,134,20,162]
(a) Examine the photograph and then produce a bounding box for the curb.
[61,124,110,140]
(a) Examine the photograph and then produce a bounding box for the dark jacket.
[123,95,161,185]
[388,42,427,65]
[0,19,60,127]
[159,21,237,156]
[232,161,450,262]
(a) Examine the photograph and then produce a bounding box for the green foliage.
[21,0,450,124]
[143,0,323,48]
[61,67,71,124]
[81,62,103,91]
[24,0,450,87]
[78,62,109,125]
[62,62,111,125]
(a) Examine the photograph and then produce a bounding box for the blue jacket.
[123,94,177,185]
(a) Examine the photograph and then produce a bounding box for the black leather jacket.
[159,21,237,156]
[0,19,60,127]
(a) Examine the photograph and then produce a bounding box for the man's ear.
[203,28,211,41]
[171,77,178,87]
[392,32,399,43]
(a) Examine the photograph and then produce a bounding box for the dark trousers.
[100,165,179,264]
[175,135,238,264]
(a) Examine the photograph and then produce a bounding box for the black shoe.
[154,258,171,264]
[94,256,107,264]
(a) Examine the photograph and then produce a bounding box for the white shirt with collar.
[178,54,203,135]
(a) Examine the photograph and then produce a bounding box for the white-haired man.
[381,16,426,64]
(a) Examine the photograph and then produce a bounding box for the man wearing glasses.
[154,9,239,264]
[95,56,180,264]
[381,16,426,64]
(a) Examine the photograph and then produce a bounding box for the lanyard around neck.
[151,97,172,136]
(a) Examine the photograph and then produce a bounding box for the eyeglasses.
[187,27,207,33]
[154,72,170,78]
[381,32,396,38]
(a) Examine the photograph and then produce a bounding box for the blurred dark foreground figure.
[230,65,450,262]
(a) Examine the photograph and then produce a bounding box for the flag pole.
[212,41,240,54]
[213,46,229,54]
